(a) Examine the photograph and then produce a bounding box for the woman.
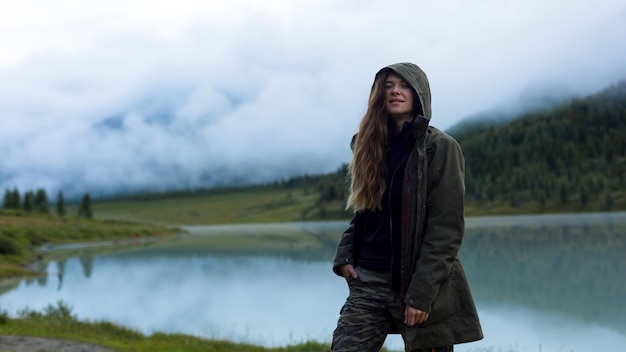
[332,63,483,352]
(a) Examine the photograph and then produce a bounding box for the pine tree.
[56,191,66,216]
[34,188,50,214]
[559,183,568,204]
[23,191,34,212]
[603,191,614,210]
[2,188,21,209]
[11,188,20,209]
[78,193,93,219]
[2,189,10,209]
[580,186,590,207]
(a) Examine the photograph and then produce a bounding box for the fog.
[1,0,626,197]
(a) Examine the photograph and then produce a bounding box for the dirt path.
[0,335,115,352]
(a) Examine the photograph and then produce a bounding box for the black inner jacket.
[357,120,416,290]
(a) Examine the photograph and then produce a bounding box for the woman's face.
[384,73,414,118]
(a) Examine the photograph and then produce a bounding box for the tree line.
[2,188,94,218]
[451,80,626,212]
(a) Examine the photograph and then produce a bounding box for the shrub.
[0,307,8,324]
[0,235,21,255]
[43,301,75,320]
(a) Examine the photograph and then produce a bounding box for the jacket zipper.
[402,131,429,295]
[412,134,430,270]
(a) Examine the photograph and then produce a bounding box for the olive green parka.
[333,63,483,349]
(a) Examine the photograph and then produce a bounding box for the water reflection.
[4,254,346,347]
[462,213,626,333]
[1,214,625,351]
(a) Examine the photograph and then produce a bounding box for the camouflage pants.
[331,266,453,352]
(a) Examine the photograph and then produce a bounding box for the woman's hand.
[339,264,358,279]
[405,305,429,326]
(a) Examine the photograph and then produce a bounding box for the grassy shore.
[0,209,179,279]
[4,183,621,277]
[0,302,338,351]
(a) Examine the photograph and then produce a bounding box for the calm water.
[1,213,625,351]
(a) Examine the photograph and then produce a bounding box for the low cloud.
[1,0,625,197]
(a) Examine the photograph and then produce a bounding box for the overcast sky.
[1,0,625,198]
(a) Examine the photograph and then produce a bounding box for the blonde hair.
[345,71,391,211]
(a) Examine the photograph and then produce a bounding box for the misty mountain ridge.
[95,77,626,218]
[445,80,609,136]
[3,78,625,203]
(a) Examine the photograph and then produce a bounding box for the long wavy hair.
[346,69,420,212]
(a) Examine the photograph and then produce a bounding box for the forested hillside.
[453,81,626,214]
[310,80,626,215]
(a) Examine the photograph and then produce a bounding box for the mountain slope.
[451,81,626,214]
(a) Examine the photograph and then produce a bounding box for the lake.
[1,212,625,351]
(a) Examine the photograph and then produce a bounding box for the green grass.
[0,210,179,279]
[89,184,625,227]
[87,187,349,225]
[0,302,336,352]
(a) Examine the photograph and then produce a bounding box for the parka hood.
[376,62,432,121]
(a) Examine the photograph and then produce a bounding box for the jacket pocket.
[423,265,458,326]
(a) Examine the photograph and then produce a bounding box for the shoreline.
[5,210,626,281]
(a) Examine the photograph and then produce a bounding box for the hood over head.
[375,62,432,121]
